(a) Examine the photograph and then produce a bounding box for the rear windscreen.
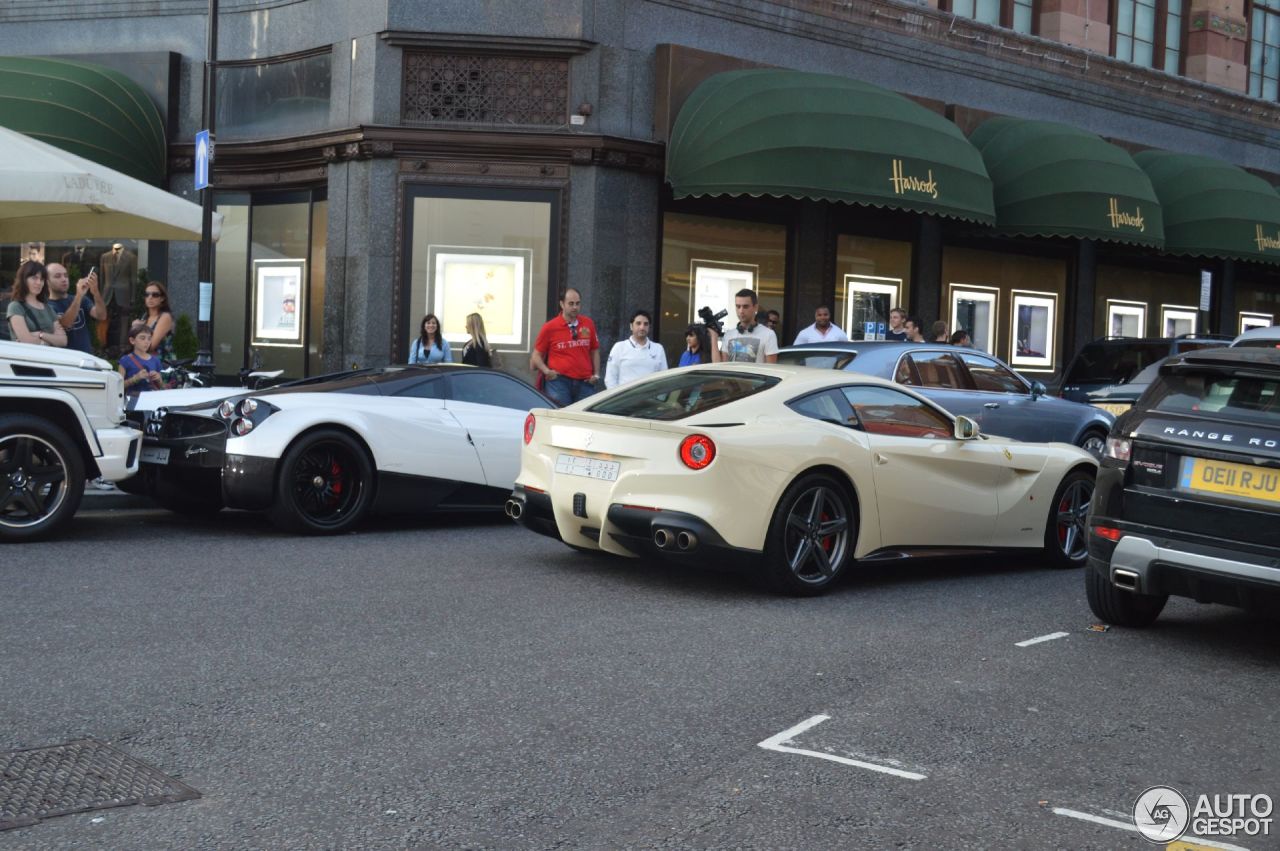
[775,351,858,370]
[587,371,779,420]
[1066,343,1169,385]
[1233,339,1280,349]
[1146,371,1280,426]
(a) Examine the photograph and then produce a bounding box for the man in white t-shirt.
[710,288,779,363]
[793,304,849,345]
[604,309,668,388]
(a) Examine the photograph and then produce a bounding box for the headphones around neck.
[737,322,757,334]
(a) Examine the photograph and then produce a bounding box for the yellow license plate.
[1179,457,1280,505]
[1093,402,1131,416]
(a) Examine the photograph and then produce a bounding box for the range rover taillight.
[1104,436,1132,463]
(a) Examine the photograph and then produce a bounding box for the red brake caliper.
[820,512,833,554]
[330,459,343,497]
[1057,494,1069,545]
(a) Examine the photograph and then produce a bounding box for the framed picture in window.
[429,246,532,346]
[251,259,306,347]
[843,275,901,340]
[1240,312,1273,333]
[1161,305,1198,338]
[948,284,999,354]
[1009,290,1057,371]
[1106,300,1147,338]
[689,260,757,324]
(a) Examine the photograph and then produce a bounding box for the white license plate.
[140,446,170,465]
[555,453,620,482]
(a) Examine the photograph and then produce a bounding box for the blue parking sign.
[864,322,876,340]
[877,322,886,340]
[194,130,211,190]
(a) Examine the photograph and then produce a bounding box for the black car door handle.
[983,402,1000,409]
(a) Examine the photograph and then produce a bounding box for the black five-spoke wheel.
[268,429,373,534]
[765,473,857,595]
[1045,468,1095,568]
[0,414,85,543]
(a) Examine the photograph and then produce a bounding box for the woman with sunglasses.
[137,281,175,361]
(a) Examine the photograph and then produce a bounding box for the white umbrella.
[0,125,221,242]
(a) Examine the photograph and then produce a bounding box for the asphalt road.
[2,507,1278,850]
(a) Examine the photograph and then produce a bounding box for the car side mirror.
[954,415,980,440]
[1030,380,1047,399]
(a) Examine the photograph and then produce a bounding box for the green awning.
[970,117,1163,248]
[667,70,995,224]
[0,56,165,186]
[1133,150,1280,265]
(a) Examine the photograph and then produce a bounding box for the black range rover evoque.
[1087,347,1280,626]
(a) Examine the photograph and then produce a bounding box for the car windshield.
[587,370,779,420]
[1146,370,1280,426]
[776,350,858,370]
[1066,342,1170,384]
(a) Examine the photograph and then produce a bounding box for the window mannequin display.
[98,242,136,350]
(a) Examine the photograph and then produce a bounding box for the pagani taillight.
[678,434,716,470]
[524,413,536,445]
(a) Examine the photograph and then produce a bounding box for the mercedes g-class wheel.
[268,429,373,534]
[763,473,856,596]
[1044,468,1094,569]
[1085,565,1167,627]
[0,414,85,543]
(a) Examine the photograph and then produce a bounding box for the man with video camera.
[708,288,779,364]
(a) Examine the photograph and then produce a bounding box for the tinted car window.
[449,373,546,411]
[904,351,972,390]
[841,386,952,439]
[787,390,854,426]
[775,351,858,370]
[1066,343,1168,384]
[1146,371,1280,426]
[393,376,447,400]
[588,370,778,421]
[960,353,1027,394]
[1233,339,1280,349]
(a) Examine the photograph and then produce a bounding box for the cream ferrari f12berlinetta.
[508,364,1097,595]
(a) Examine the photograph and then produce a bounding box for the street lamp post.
[193,0,219,376]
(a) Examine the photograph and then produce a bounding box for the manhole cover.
[1,738,200,830]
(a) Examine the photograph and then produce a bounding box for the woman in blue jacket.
[410,313,452,364]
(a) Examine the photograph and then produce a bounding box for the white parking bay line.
[1015,631,1070,648]
[756,714,927,781]
[1051,807,1251,851]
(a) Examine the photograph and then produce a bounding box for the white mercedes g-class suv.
[1,339,141,542]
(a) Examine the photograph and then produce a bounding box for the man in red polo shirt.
[531,287,601,405]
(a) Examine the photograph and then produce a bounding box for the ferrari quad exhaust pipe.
[653,528,673,549]
[505,499,524,520]
[675,531,698,551]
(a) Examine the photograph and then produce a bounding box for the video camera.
[697,305,729,337]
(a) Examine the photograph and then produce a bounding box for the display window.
[1160,304,1198,337]
[402,185,558,370]
[1106,300,1147,338]
[1240,312,1274,333]
[1094,265,1198,340]
[948,284,999,354]
[843,276,901,341]
[659,213,787,361]
[1009,290,1057,372]
[251,259,306,347]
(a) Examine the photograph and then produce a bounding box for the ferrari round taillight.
[524,413,536,445]
[678,434,716,469]
[232,417,254,437]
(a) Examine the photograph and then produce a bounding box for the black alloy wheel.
[268,429,373,534]
[0,414,85,543]
[1044,468,1094,568]
[764,473,856,595]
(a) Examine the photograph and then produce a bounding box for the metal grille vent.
[403,52,569,125]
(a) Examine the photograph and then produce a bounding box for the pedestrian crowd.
[400,285,977,399]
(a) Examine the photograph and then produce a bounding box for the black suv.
[1057,335,1230,409]
[1086,347,1280,626]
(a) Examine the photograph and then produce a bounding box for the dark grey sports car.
[777,341,1114,456]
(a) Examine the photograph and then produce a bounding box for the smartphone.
[87,266,96,277]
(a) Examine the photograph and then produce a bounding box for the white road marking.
[757,714,927,781]
[1051,807,1251,851]
[1015,631,1070,647]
